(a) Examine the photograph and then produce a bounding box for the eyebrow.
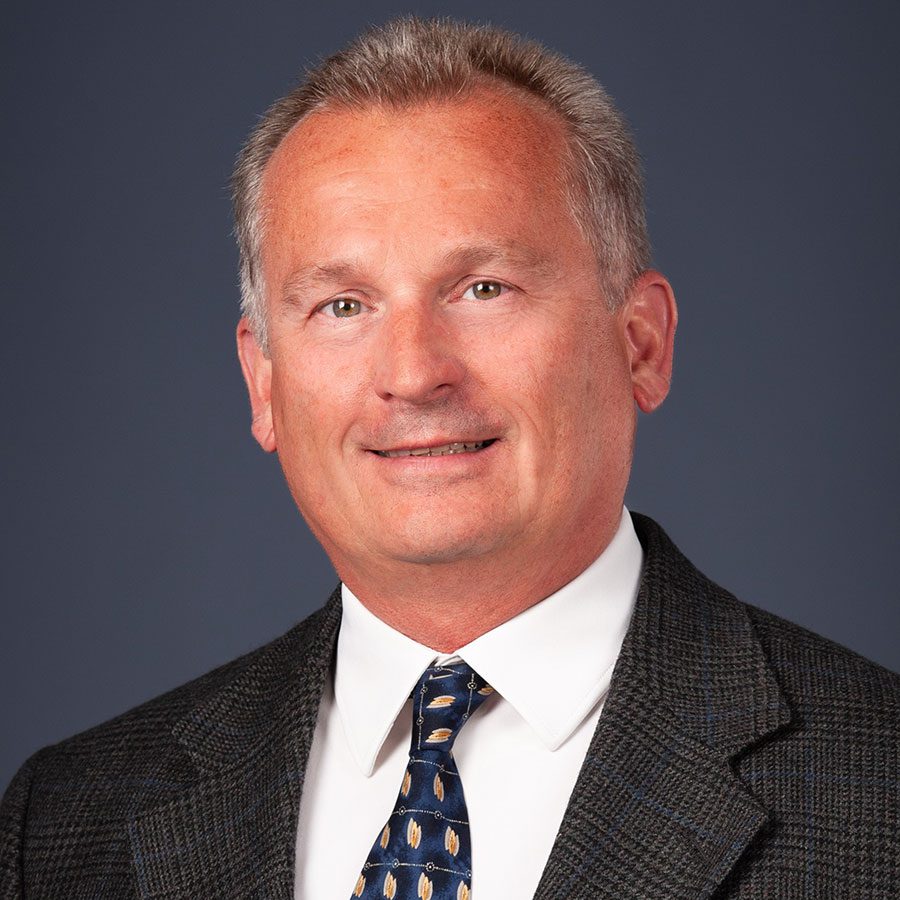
[437,241,561,281]
[281,262,364,302]
[279,240,561,302]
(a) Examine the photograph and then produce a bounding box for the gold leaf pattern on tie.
[444,826,460,856]
[427,695,455,708]
[417,873,434,900]
[355,664,492,900]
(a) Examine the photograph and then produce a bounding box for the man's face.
[239,89,670,583]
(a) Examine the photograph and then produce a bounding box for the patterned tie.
[350,661,493,900]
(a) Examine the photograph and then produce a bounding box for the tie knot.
[410,662,493,755]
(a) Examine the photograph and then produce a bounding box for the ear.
[621,270,677,413]
[236,318,277,452]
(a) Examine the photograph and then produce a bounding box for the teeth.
[377,440,491,458]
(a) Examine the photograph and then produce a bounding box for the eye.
[322,297,362,318]
[462,280,505,301]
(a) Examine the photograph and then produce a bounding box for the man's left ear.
[621,270,677,413]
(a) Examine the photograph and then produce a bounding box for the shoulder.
[632,510,899,724]
[0,645,260,886]
[745,600,900,736]
[4,591,339,811]
[723,605,899,893]
[633,513,899,891]
[0,591,340,893]
[29,637,266,783]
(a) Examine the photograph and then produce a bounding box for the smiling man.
[2,17,898,900]
[236,86,668,655]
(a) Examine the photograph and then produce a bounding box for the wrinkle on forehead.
[261,85,572,213]
[259,86,583,300]
[281,238,563,303]
[272,79,571,169]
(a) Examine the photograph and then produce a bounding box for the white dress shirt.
[294,508,643,898]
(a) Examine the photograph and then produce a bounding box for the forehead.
[267,85,570,184]
[267,87,573,213]
[257,87,586,281]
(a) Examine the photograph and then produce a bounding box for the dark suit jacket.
[2,514,898,898]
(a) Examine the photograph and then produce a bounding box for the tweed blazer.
[1,513,898,898]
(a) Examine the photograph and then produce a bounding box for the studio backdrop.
[3,0,898,792]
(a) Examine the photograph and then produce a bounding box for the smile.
[373,439,497,458]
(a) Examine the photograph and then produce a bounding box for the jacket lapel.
[127,589,342,899]
[126,514,791,898]
[535,514,792,900]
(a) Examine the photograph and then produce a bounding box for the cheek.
[269,371,354,525]
[269,366,333,460]
[546,320,628,409]
[539,324,635,466]
[268,355,369,486]
[270,368,306,442]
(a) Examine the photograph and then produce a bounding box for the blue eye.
[326,297,362,317]
[464,281,504,300]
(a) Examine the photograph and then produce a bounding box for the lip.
[363,438,501,473]
[369,438,498,458]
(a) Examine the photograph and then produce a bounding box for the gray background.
[3,0,899,793]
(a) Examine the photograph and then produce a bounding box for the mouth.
[372,438,497,458]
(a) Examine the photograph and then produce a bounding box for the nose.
[372,304,465,404]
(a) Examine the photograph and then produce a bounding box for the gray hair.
[232,17,650,352]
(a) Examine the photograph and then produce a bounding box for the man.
[1,16,897,899]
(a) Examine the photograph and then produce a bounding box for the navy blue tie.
[351,662,493,899]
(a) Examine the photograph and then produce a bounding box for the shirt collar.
[335,507,643,775]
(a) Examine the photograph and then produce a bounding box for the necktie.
[351,661,493,900]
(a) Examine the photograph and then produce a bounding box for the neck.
[336,512,623,652]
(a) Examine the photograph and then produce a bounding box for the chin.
[374,522,507,567]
